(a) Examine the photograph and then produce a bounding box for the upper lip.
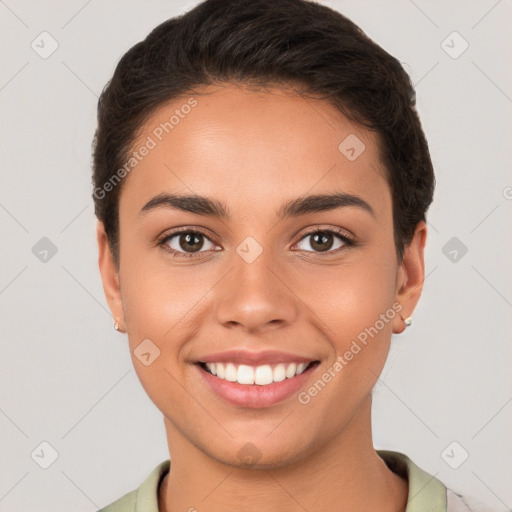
[196,349,317,366]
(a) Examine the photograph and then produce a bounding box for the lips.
[193,349,320,408]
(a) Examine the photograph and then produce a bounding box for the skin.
[97,83,427,512]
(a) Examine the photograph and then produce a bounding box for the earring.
[404,316,412,328]
[114,321,120,331]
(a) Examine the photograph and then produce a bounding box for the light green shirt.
[97,450,486,511]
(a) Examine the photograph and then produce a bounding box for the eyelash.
[156,226,357,259]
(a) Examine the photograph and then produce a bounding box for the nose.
[214,247,299,334]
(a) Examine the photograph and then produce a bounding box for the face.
[98,83,426,468]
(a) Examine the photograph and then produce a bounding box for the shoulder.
[97,489,137,512]
[376,449,499,512]
[96,459,170,512]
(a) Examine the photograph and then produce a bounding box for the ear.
[96,220,125,332]
[392,221,427,334]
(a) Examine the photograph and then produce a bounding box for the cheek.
[119,235,192,324]
[119,245,217,363]
[294,259,399,418]
[118,252,208,414]
[301,254,397,333]
[303,250,399,390]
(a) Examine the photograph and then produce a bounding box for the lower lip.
[195,362,319,408]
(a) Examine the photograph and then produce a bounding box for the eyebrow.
[139,192,375,220]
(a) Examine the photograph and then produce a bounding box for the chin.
[205,437,314,471]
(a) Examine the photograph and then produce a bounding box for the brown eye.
[309,232,335,252]
[295,229,353,254]
[161,230,217,257]
[178,232,204,252]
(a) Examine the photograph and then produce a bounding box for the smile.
[195,357,320,408]
[199,361,313,386]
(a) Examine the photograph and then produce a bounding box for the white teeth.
[216,362,225,379]
[238,364,255,385]
[285,363,297,378]
[296,363,307,375]
[202,361,313,385]
[205,362,217,376]
[273,363,286,382]
[254,365,273,385]
[225,363,237,382]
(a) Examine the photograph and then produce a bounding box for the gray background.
[1,1,511,511]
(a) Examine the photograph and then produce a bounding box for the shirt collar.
[134,450,447,512]
[377,449,447,511]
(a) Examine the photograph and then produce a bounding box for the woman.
[92,0,491,510]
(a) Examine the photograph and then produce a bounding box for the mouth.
[194,358,321,408]
[197,360,319,385]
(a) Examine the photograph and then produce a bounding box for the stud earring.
[114,321,120,331]
[404,316,412,328]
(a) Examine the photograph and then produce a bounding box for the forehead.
[120,83,390,220]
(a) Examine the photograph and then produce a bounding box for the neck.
[158,396,408,512]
